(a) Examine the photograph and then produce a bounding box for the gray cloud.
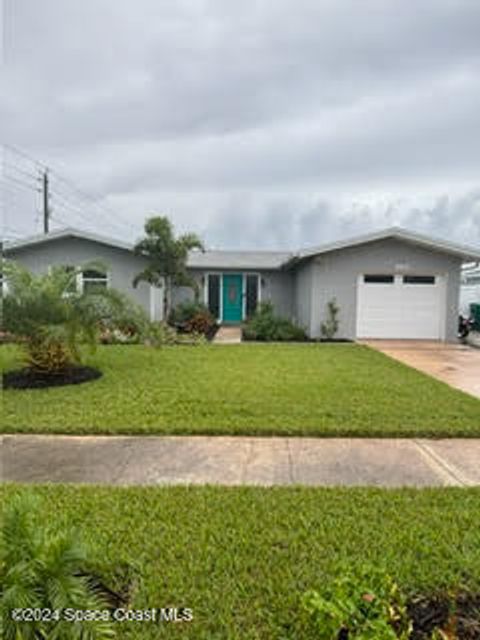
[1,0,480,249]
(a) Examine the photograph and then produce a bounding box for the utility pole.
[42,170,50,234]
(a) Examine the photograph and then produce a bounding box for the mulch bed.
[408,592,480,639]
[3,365,102,390]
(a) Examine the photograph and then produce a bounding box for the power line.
[49,170,139,233]
[3,143,48,170]
[3,163,40,181]
[49,188,137,239]
[2,144,143,241]
[2,173,40,193]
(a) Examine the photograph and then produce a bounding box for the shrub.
[243,302,307,342]
[302,565,411,640]
[320,298,340,340]
[0,494,114,640]
[144,321,178,347]
[168,301,216,336]
[2,261,136,375]
[144,322,206,347]
[93,294,148,344]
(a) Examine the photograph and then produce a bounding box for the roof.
[3,227,133,253]
[187,250,293,270]
[295,226,480,264]
[3,227,292,270]
[3,225,480,268]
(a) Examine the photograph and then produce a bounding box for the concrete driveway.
[362,340,480,399]
[2,435,479,487]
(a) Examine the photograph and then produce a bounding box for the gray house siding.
[259,270,294,318]
[7,237,152,314]
[306,238,462,341]
[293,262,313,331]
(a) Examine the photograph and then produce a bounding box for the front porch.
[213,325,243,344]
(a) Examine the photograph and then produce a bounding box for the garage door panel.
[356,275,443,340]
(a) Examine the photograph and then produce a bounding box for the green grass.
[1,343,479,436]
[2,484,480,639]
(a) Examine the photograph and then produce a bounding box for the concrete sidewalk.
[2,435,479,487]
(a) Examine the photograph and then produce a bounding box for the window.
[82,269,108,293]
[207,274,220,319]
[403,275,435,285]
[246,274,259,317]
[364,274,394,283]
[63,265,78,294]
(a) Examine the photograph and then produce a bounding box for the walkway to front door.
[213,326,242,344]
[222,273,243,323]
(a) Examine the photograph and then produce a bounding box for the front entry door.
[222,274,243,323]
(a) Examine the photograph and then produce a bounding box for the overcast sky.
[1,0,480,249]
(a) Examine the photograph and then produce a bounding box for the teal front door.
[222,274,243,323]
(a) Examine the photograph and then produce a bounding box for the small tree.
[320,298,340,340]
[133,216,204,319]
[2,260,128,375]
[0,494,115,640]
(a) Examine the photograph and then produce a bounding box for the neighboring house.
[4,226,480,342]
[460,265,480,316]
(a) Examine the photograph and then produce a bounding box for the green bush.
[320,297,340,340]
[2,261,136,374]
[243,302,307,342]
[93,294,148,344]
[145,322,206,347]
[168,301,209,324]
[168,301,216,336]
[0,494,114,640]
[302,565,411,640]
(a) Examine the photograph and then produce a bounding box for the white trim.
[242,274,246,320]
[4,227,133,253]
[149,285,155,322]
[80,268,110,294]
[297,226,480,263]
[220,274,224,323]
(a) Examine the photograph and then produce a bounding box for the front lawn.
[2,484,480,639]
[1,343,479,436]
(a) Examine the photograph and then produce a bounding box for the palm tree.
[2,260,130,376]
[0,493,115,639]
[133,216,204,319]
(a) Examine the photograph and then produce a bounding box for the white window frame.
[0,274,7,295]
[79,269,110,294]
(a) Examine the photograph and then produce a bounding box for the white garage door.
[356,274,445,339]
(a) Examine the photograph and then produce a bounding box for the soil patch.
[408,592,480,639]
[3,365,102,390]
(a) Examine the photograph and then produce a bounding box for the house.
[4,226,480,341]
